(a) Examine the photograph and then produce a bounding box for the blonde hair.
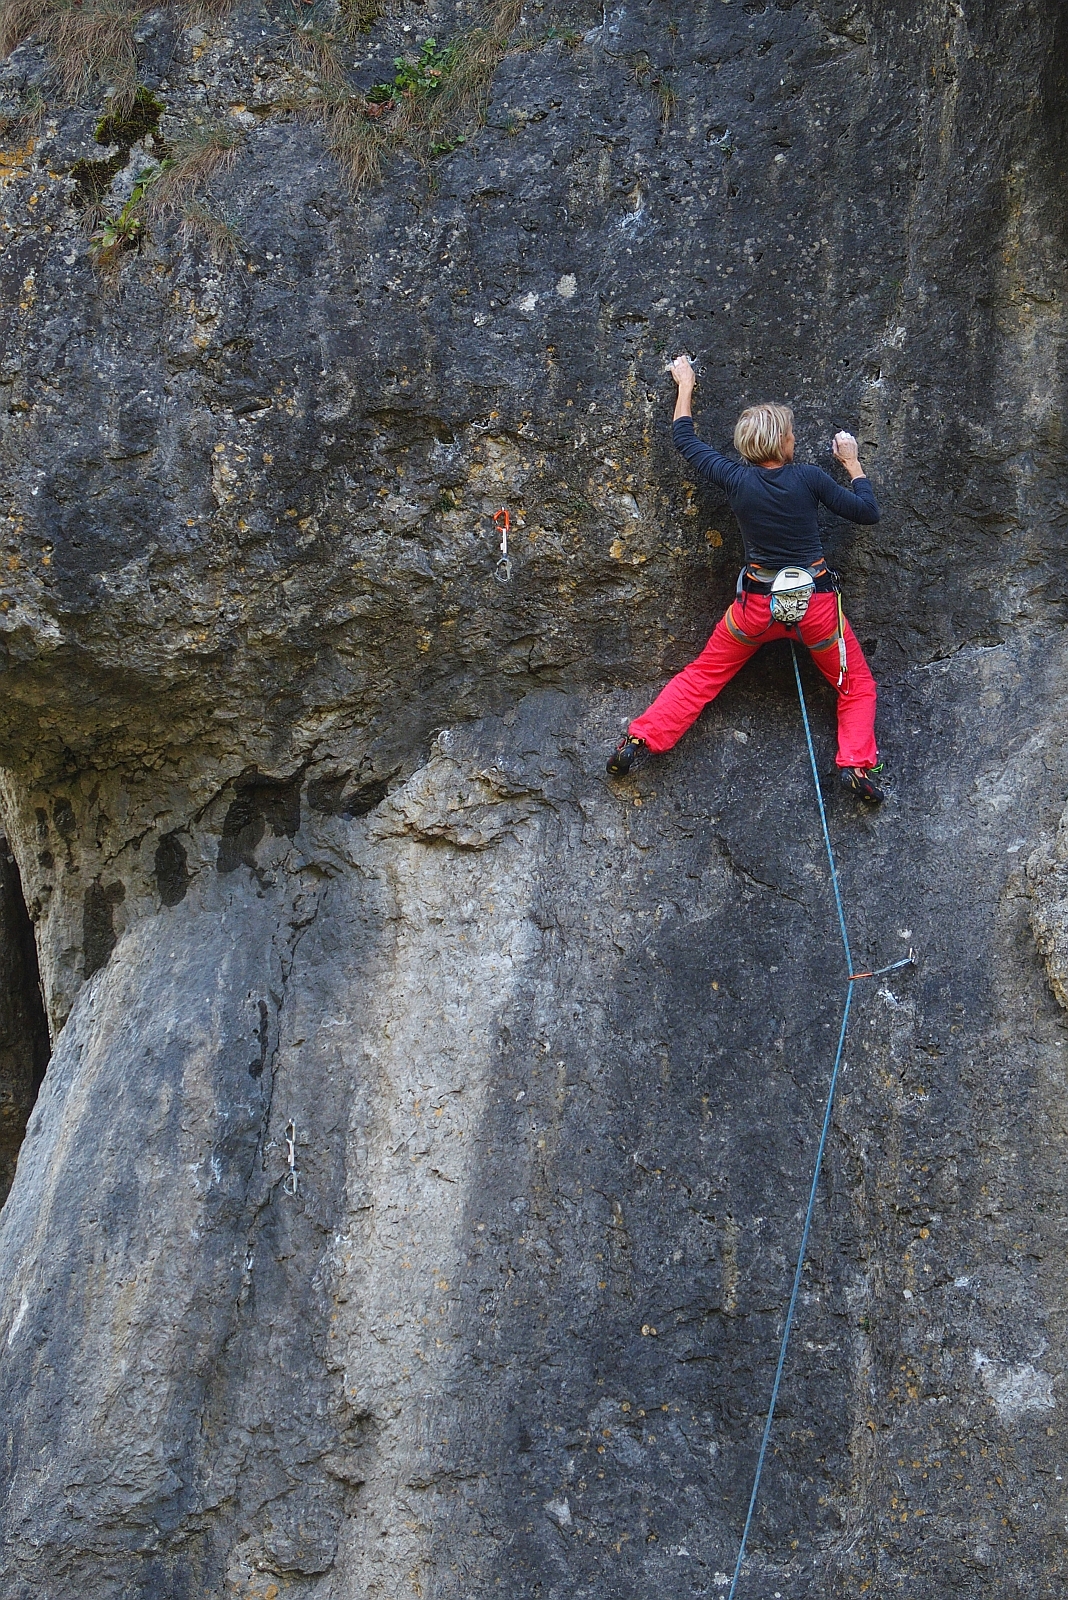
[733,402,795,464]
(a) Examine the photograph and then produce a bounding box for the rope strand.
[790,643,852,970]
[725,988,853,1600]
[726,642,887,1600]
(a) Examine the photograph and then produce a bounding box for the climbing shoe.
[840,764,885,804]
[606,735,646,776]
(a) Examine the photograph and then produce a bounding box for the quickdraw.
[283,1120,299,1197]
[493,508,512,583]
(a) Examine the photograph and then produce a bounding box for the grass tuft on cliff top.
[1,0,525,224]
[0,0,141,107]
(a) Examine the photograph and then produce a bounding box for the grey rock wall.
[3,1,1068,1596]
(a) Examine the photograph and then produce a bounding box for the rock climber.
[607,354,885,802]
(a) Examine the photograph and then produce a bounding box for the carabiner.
[492,508,512,582]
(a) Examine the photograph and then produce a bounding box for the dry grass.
[487,0,522,34]
[2,0,522,199]
[305,82,392,188]
[367,0,522,168]
[653,73,678,123]
[442,0,519,114]
[0,0,240,105]
[291,20,348,89]
[0,0,141,107]
[180,199,244,259]
[145,122,245,216]
[178,0,235,21]
[0,85,45,139]
[288,0,523,193]
[338,0,386,38]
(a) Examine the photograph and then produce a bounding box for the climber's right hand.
[670,354,696,391]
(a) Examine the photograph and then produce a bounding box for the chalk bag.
[769,566,816,625]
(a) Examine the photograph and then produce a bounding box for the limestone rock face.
[3,2,1068,1596]
[1028,818,1068,1010]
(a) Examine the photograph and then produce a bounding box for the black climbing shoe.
[840,764,885,804]
[606,735,646,776]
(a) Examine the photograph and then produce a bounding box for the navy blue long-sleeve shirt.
[673,416,880,569]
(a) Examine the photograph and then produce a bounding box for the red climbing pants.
[629,592,878,769]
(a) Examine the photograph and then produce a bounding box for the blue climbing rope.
[726,991,853,1600]
[725,643,912,1600]
[790,644,853,971]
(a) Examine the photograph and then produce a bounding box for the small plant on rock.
[0,83,45,138]
[367,37,458,109]
[90,160,170,262]
[91,193,142,254]
[429,132,465,157]
[304,83,389,186]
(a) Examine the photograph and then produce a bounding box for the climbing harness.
[734,560,849,686]
[283,1120,300,1197]
[493,507,512,583]
[768,566,815,625]
[725,643,915,1600]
